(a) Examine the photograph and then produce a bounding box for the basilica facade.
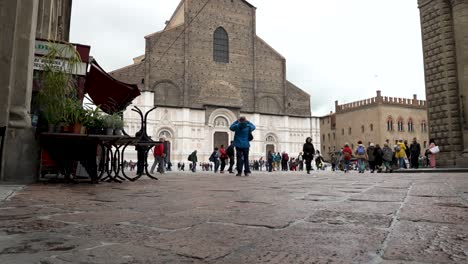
[111,0,320,162]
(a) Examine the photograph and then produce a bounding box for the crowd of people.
[140,116,439,176]
[337,138,438,173]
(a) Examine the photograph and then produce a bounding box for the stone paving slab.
[0,171,467,263]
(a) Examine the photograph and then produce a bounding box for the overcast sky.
[70,0,425,116]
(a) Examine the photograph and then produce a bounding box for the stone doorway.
[164,141,171,162]
[213,132,229,149]
[266,144,275,158]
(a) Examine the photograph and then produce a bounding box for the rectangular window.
[348,128,352,135]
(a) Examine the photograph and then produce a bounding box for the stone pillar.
[0,0,40,182]
[451,0,468,158]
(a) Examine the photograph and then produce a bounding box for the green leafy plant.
[36,41,83,126]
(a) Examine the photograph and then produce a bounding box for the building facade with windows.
[319,91,429,160]
[110,0,320,162]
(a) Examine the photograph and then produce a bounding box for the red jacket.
[154,144,164,157]
[219,148,228,159]
[342,146,353,160]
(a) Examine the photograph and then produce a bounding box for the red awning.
[85,61,140,114]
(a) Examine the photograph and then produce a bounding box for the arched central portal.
[266,144,275,158]
[214,132,229,149]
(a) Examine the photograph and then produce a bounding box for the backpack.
[343,151,351,161]
[357,146,365,155]
[209,152,218,162]
[394,145,401,152]
[188,155,192,161]
[283,153,289,161]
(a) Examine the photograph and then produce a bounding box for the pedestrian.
[395,139,407,169]
[355,141,367,173]
[302,137,315,174]
[374,144,383,172]
[226,141,235,173]
[150,138,165,174]
[267,150,274,172]
[315,151,325,170]
[342,143,353,173]
[181,163,185,171]
[259,157,265,171]
[409,137,421,169]
[298,152,304,171]
[219,144,228,173]
[404,140,411,168]
[281,151,289,171]
[367,143,376,173]
[428,139,437,168]
[382,143,393,173]
[275,152,281,170]
[229,116,256,176]
[210,147,220,173]
[330,153,338,171]
[188,150,197,172]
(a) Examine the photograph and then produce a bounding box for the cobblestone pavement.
[0,171,467,264]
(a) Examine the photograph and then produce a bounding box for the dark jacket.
[302,143,315,159]
[374,146,383,165]
[367,146,376,162]
[409,143,421,156]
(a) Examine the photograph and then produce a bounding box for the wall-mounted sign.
[33,56,87,76]
[34,40,77,59]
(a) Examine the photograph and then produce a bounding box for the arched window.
[266,135,276,142]
[397,118,404,132]
[213,27,229,63]
[422,121,427,133]
[387,117,394,131]
[158,130,172,139]
[361,125,365,133]
[348,127,352,135]
[341,128,344,135]
[370,124,374,132]
[408,118,414,132]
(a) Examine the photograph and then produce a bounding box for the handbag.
[248,130,254,141]
[430,146,440,154]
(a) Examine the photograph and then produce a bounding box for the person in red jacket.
[150,138,165,174]
[342,143,353,173]
[219,144,228,173]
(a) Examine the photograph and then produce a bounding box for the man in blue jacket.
[230,116,256,176]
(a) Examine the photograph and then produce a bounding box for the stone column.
[451,0,468,156]
[0,0,39,182]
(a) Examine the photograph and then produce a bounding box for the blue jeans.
[344,160,350,171]
[399,158,405,168]
[358,158,366,172]
[236,147,250,174]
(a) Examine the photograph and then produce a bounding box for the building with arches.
[110,0,320,162]
[320,91,429,160]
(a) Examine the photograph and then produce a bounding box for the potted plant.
[83,107,105,134]
[62,98,87,134]
[113,114,124,135]
[36,41,83,132]
[103,115,115,135]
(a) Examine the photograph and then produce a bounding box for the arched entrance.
[265,134,277,158]
[214,132,229,149]
[158,129,172,161]
[212,116,230,149]
[266,144,275,157]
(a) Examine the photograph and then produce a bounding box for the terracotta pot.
[71,124,82,134]
[62,125,71,133]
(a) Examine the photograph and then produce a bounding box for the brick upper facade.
[111,0,311,118]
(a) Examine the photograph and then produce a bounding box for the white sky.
[70,0,425,116]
